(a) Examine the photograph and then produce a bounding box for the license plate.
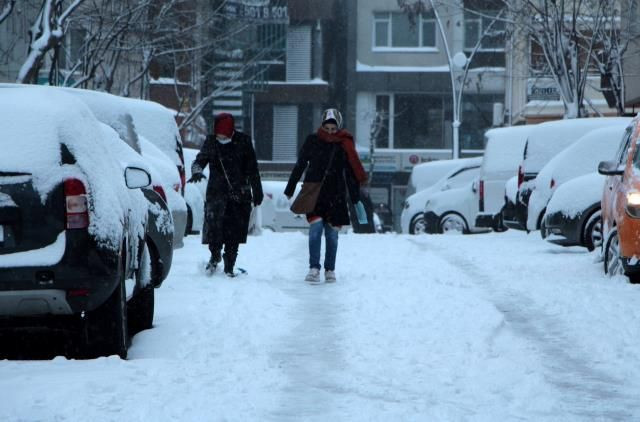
[0,225,3,243]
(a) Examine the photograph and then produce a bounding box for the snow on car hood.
[546,172,605,218]
[0,87,147,251]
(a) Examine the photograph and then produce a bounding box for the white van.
[475,125,534,230]
[406,159,471,196]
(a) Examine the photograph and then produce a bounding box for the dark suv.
[0,88,168,359]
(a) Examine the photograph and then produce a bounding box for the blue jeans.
[308,220,339,271]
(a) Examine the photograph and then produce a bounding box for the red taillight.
[550,178,555,189]
[64,178,89,229]
[517,165,524,188]
[478,180,485,212]
[68,289,90,297]
[153,185,167,203]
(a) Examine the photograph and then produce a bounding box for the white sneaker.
[305,268,321,283]
[325,270,336,283]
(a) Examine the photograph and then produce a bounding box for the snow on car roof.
[410,157,482,192]
[523,117,631,173]
[534,123,628,193]
[481,125,535,174]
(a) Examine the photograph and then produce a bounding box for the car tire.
[604,228,624,278]
[439,213,468,234]
[409,214,426,234]
[583,211,602,252]
[128,242,155,335]
[84,250,129,359]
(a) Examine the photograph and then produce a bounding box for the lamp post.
[429,0,468,159]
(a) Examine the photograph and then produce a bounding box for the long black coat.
[285,134,360,226]
[192,132,263,245]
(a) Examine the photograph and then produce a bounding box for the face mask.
[216,136,231,144]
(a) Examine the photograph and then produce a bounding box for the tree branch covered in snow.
[0,0,15,26]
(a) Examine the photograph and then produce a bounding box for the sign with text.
[223,1,289,23]
[527,78,561,102]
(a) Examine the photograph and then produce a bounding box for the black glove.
[187,173,206,184]
[253,192,263,207]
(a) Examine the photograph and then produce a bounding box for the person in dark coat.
[188,113,263,277]
[285,108,368,283]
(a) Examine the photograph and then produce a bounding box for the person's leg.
[323,222,339,271]
[308,218,323,270]
[223,242,239,275]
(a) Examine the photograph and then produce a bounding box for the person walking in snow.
[285,108,368,283]
[188,113,263,277]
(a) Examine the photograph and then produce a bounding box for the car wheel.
[128,242,155,335]
[439,213,467,234]
[84,250,129,359]
[583,212,602,252]
[604,228,624,277]
[409,214,426,234]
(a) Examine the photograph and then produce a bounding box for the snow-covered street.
[3,230,640,421]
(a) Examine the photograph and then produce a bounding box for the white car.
[422,179,491,234]
[183,148,207,235]
[406,159,473,196]
[400,157,482,234]
[526,123,629,231]
[475,125,534,231]
[261,181,308,232]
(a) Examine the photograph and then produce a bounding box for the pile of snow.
[546,172,605,218]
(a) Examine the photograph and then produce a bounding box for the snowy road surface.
[3,230,640,421]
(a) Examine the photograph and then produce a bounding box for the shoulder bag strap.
[320,145,338,184]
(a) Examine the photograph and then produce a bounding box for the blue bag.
[355,201,368,225]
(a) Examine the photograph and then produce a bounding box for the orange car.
[599,117,640,282]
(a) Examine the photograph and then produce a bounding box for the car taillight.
[550,178,555,189]
[479,180,485,212]
[64,178,89,229]
[153,185,167,203]
[517,165,524,188]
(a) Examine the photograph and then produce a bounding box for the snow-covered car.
[183,148,206,235]
[400,157,482,234]
[52,86,188,249]
[261,180,308,232]
[0,88,158,358]
[512,117,630,230]
[406,158,472,196]
[526,123,629,232]
[422,179,490,234]
[475,125,533,231]
[542,172,604,251]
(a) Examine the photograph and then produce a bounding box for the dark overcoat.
[192,132,263,245]
[285,134,360,226]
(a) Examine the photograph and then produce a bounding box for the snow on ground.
[3,230,640,421]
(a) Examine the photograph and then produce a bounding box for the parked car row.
[0,83,188,358]
[399,114,640,286]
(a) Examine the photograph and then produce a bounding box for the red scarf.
[317,128,368,185]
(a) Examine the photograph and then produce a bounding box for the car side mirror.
[598,160,624,176]
[125,167,152,189]
[441,183,450,191]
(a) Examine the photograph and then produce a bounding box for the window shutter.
[272,105,299,161]
[286,26,311,81]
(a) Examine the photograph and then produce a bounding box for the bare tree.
[0,0,15,26]
[17,0,85,84]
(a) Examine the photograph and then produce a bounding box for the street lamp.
[429,0,468,159]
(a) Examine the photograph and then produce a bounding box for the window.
[447,167,480,188]
[394,94,444,149]
[619,127,633,165]
[464,10,505,51]
[373,12,436,50]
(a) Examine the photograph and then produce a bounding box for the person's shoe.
[325,270,337,283]
[225,270,238,278]
[305,268,321,283]
[205,257,219,275]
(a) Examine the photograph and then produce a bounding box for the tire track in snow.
[412,238,640,420]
